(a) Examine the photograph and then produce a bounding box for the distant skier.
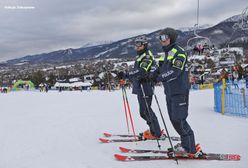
[196,43,203,55]
[232,70,239,89]
[45,84,49,92]
[151,28,203,157]
[25,83,30,91]
[39,83,44,92]
[59,87,62,92]
[203,42,210,54]
[233,79,239,89]
[117,35,162,139]
[2,87,8,93]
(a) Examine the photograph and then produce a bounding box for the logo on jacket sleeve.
[173,59,183,69]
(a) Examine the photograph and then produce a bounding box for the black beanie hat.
[160,27,178,44]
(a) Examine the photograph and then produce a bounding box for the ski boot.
[167,143,205,158]
[139,129,165,140]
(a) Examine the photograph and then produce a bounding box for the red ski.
[119,146,168,154]
[114,153,240,161]
[99,138,141,143]
[100,133,180,143]
[103,133,137,138]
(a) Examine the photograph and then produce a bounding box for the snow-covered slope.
[0,88,247,168]
[222,14,243,23]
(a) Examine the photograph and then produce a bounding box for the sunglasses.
[135,42,144,47]
[159,34,169,42]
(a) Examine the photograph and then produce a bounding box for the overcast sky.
[0,0,247,61]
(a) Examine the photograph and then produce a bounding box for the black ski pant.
[137,95,161,137]
[166,94,197,153]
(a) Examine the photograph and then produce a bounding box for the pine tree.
[31,71,45,87]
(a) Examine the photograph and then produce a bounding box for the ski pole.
[123,86,137,142]
[140,84,161,150]
[152,86,178,164]
[120,81,130,134]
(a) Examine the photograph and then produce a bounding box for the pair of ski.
[100,133,240,161]
[99,132,181,143]
[115,146,241,161]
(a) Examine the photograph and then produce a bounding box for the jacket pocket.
[170,95,188,120]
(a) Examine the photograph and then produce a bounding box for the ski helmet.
[135,35,148,46]
[159,28,178,44]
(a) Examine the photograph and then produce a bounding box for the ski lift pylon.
[241,7,248,30]
[232,6,248,30]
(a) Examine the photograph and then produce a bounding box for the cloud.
[0,0,247,61]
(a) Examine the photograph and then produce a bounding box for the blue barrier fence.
[214,80,248,118]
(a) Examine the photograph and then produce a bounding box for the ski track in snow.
[0,87,247,168]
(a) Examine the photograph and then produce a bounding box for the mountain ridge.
[5,14,248,65]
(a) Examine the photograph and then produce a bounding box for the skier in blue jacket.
[151,28,201,156]
[118,35,161,139]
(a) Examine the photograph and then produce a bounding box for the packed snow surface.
[0,87,247,168]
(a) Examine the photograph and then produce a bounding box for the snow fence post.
[221,78,226,115]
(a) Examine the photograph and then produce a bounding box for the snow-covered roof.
[84,74,94,78]
[54,82,92,87]
[219,60,235,65]
[241,64,248,68]
[70,82,92,87]
[114,61,134,68]
[42,67,54,71]
[217,68,228,73]
[69,78,81,82]
[188,55,206,60]
[219,47,243,56]
[56,65,73,69]
[211,72,221,76]
[98,72,117,79]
